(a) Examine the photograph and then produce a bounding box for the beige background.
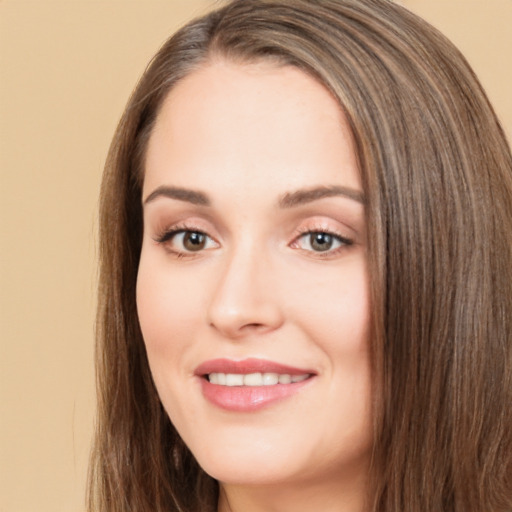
[0,1,510,511]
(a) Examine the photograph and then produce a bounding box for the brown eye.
[310,232,334,252]
[294,231,352,253]
[183,231,207,251]
[156,229,217,254]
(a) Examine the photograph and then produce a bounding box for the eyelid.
[151,217,357,259]
[153,223,219,256]
[289,221,355,257]
[291,229,352,246]
[152,216,215,242]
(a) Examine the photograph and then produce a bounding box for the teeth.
[226,374,244,386]
[244,372,264,386]
[262,373,279,385]
[278,374,291,384]
[207,372,310,386]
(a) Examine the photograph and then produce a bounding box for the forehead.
[143,59,361,199]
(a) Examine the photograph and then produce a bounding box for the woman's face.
[137,60,371,493]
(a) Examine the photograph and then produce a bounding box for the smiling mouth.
[196,359,315,411]
[206,372,311,386]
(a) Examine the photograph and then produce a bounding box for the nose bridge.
[207,235,283,338]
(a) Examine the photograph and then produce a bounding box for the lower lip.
[199,377,313,412]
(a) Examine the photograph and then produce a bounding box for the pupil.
[311,232,332,251]
[184,232,205,251]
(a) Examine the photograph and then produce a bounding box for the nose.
[207,244,284,339]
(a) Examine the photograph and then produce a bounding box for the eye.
[157,229,218,253]
[175,231,213,251]
[294,231,352,253]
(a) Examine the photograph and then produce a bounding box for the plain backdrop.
[1,1,510,511]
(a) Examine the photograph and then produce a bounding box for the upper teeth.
[208,372,309,386]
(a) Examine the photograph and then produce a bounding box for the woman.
[88,1,512,511]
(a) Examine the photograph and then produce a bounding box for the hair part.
[88,1,512,511]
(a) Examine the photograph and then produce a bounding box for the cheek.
[135,255,199,422]
[136,258,192,379]
[137,273,173,354]
[137,253,200,347]
[284,257,371,425]
[285,257,370,353]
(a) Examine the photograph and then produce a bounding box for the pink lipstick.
[195,358,315,412]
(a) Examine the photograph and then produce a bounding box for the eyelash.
[154,224,353,258]
[291,227,353,258]
[154,224,216,257]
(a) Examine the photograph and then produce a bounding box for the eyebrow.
[278,185,365,208]
[143,184,365,208]
[143,186,210,206]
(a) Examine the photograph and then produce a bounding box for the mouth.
[195,358,315,412]
[195,357,315,383]
[206,372,310,386]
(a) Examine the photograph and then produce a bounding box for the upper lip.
[195,358,315,376]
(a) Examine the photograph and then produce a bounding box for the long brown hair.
[88,1,512,511]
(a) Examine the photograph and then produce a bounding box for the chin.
[184,425,372,489]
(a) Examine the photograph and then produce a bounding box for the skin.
[137,59,372,512]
